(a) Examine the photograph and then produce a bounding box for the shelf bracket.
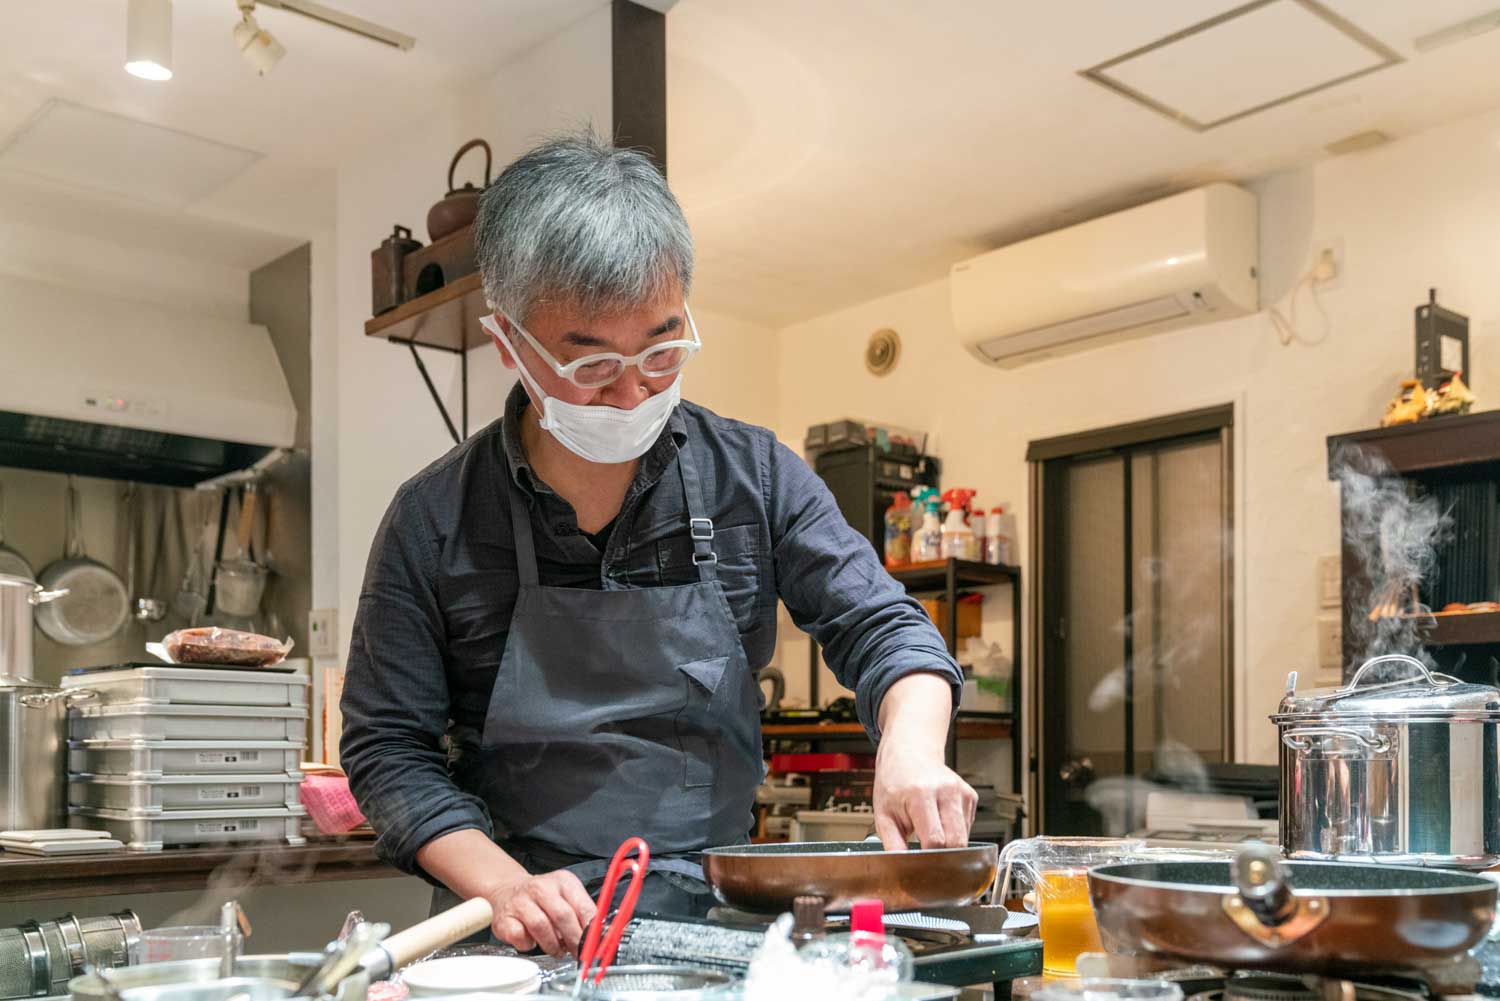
[403,339,469,445]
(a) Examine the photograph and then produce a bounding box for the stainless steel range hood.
[0,274,296,488]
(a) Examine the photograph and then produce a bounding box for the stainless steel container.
[0,678,95,831]
[0,574,67,681]
[1272,653,1500,869]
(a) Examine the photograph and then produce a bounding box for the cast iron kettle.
[426,138,491,241]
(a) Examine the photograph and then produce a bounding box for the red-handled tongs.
[574,837,650,997]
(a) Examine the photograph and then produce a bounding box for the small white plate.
[402,956,541,997]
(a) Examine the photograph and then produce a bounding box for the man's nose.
[597,369,653,409]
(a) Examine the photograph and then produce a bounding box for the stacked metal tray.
[63,662,309,852]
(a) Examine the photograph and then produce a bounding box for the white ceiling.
[4,1,1500,322]
[667,0,1500,325]
[0,0,602,266]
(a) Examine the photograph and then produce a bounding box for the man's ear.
[490,313,518,371]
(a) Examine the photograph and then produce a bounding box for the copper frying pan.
[701,841,999,912]
[1088,843,1496,977]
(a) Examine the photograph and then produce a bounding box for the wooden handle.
[378,897,494,972]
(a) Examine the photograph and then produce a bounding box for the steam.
[1331,445,1450,674]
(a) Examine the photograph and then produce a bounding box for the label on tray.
[198,786,262,801]
[195,819,259,834]
[193,750,261,765]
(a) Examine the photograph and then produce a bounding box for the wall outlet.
[1317,554,1342,608]
[1311,237,1344,290]
[1317,614,1342,670]
[309,608,339,660]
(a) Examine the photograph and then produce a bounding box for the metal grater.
[0,912,139,1000]
[614,917,763,975]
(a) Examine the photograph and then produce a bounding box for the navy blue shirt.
[341,385,961,877]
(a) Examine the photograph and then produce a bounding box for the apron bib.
[435,443,760,919]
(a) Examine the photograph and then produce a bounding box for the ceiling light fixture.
[125,0,174,81]
[234,0,286,76]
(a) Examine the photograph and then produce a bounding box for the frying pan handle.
[1232,843,1294,925]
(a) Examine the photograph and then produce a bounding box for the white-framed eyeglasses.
[496,303,702,390]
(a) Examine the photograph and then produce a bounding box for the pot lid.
[0,673,53,690]
[1276,655,1500,718]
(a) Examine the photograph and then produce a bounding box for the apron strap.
[676,442,718,583]
[506,478,541,588]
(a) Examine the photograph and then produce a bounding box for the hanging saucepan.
[426,138,491,241]
[1088,842,1496,978]
[0,484,33,580]
[35,480,130,646]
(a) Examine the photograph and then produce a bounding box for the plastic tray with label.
[69,703,307,742]
[68,739,305,778]
[68,772,305,814]
[64,665,309,708]
[69,805,308,852]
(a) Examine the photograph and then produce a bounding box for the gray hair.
[475,130,693,323]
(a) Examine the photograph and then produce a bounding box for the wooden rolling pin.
[361,897,495,980]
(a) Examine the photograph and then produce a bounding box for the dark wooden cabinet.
[1327,410,1500,679]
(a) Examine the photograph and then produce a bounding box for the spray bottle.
[940,488,977,560]
[911,487,943,562]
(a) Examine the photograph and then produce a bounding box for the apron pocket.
[678,656,728,788]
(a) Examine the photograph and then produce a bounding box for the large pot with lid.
[0,572,67,680]
[1272,653,1500,869]
[1,674,95,830]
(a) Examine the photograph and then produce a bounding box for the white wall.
[771,106,1500,767]
[328,8,789,668]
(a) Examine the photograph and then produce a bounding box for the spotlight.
[234,1,286,76]
[125,0,173,81]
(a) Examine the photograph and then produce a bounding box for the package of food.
[163,627,294,667]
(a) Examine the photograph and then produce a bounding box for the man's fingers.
[495,915,534,953]
[875,811,908,852]
[558,873,600,933]
[910,794,948,848]
[512,894,563,956]
[535,886,587,955]
[964,784,977,827]
[938,786,970,848]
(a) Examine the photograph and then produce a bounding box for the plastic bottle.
[984,508,1003,565]
[971,501,987,561]
[987,506,1016,566]
[882,493,913,569]
[913,498,943,562]
[940,488,976,560]
[798,898,914,989]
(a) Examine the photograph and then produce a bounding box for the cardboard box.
[920,597,982,640]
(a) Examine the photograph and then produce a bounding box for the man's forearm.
[416,829,531,900]
[877,671,954,755]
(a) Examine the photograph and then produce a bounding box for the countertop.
[0,840,398,901]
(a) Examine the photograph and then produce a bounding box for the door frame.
[1026,404,1236,831]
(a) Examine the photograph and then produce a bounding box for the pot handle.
[447,138,492,192]
[1281,725,1390,753]
[29,585,70,605]
[1345,654,1460,693]
[19,688,99,709]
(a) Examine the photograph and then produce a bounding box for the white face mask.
[480,313,681,465]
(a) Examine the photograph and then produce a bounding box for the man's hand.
[489,869,598,956]
[873,672,977,850]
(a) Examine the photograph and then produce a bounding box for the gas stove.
[1022,950,1495,1001]
[613,906,1042,995]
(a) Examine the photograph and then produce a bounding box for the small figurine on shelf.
[1381,379,1430,427]
[1426,371,1476,418]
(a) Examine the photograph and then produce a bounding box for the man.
[342,131,974,957]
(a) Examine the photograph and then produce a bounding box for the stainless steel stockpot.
[1272,654,1500,869]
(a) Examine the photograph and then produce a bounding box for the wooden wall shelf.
[1326,410,1500,477]
[364,272,486,353]
[1420,610,1500,647]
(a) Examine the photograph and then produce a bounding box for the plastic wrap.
[162,627,293,667]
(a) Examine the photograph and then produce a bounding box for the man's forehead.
[534,304,684,348]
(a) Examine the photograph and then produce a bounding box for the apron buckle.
[689,517,715,541]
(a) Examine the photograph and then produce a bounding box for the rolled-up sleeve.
[765,438,962,742]
[340,486,492,879]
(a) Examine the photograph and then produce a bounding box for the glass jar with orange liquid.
[1000,837,1144,978]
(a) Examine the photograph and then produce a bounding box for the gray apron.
[433,442,761,923]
